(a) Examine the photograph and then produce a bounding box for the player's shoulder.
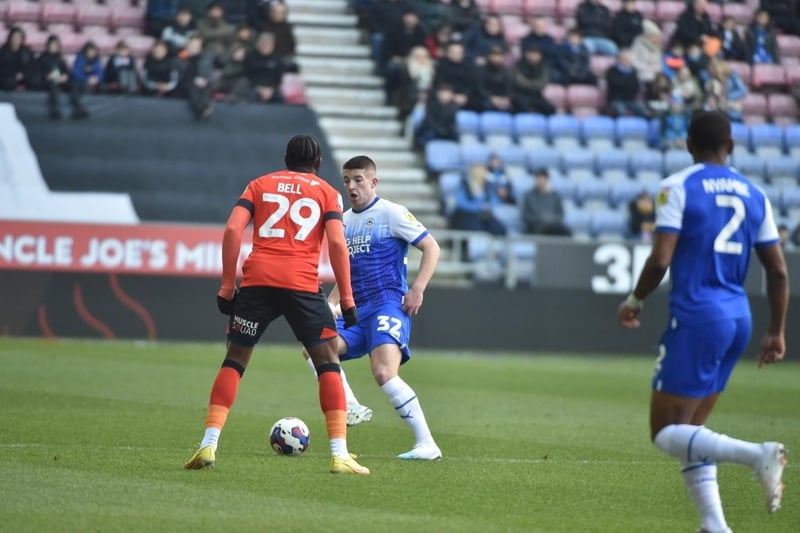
[660,163,705,190]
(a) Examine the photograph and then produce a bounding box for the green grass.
[0,338,797,532]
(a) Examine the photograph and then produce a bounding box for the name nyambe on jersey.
[701,178,751,197]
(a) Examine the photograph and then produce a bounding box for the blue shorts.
[652,315,752,398]
[337,302,411,364]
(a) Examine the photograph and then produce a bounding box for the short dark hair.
[343,155,376,172]
[688,110,731,153]
[284,134,321,172]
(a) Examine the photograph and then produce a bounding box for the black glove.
[216,291,237,315]
[341,305,358,329]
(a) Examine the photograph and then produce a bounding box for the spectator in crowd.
[415,83,459,147]
[661,95,688,150]
[463,12,506,66]
[245,32,284,103]
[512,44,556,115]
[367,0,412,73]
[145,0,181,39]
[162,7,197,57]
[631,19,663,83]
[553,29,596,86]
[183,0,212,22]
[777,224,795,251]
[142,40,180,97]
[684,43,710,82]
[760,0,800,37]
[103,40,139,95]
[487,153,514,205]
[612,0,644,49]
[717,15,745,62]
[576,0,619,56]
[671,0,717,49]
[672,65,703,111]
[520,17,560,73]
[451,163,507,236]
[433,40,481,110]
[702,92,720,112]
[745,9,780,65]
[446,0,481,34]
[606,49,648,118]
[34,35,79,120]
[198,2,235,58]
[662,42,686,79]
[425,23,454,59]
[645,71,673,117]
[388,45,435,125]
[627,190,655,241]
[70,41,103,119]
[220,0,248,26]
[260,1,296,61]
[0,27,33,91]
[218,41,250,102]
[232,24,255,51]
[382,7,427,82]
[178,35,215,120]
[412,0,449,35]
[705,59,747,122]
[522,168,571,236]
[246,0,271,32]
[479,45,513,112]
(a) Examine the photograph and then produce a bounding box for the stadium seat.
[784,58,800,86]
[526,146,561,173]
[777,34,800,57]
[549,173,577,202]
[784,124,800,156]
[760,184,782,210]
[547,113,581,145]
[492,203,524,234]
[765,155,799,185]
[664,149,693,175]
[425,140,462,172]
[543,84,566,112]
[654,1,685,23]
[609,180,646,208]
[563,206,592,237]
[491,0,525,15]
[750,123,784,158]
[510,173,535,201]
[616,116,650,150]
[281,73,307,105]
[59,32,87,55]
[501,15,528,47]
[629,148,663,175]
[480,111,515,149]
[456,110,481,141]
[727,61,751,86]
[731,121,750,150]
[91,33,119,55]
[767,94,800,123]
[523,0,558,18]
[76,4,111,29]
[591,209,628,239]
[560,150,595,175]
[438,171,463,216]
[7,1,41,25]
[556,0,581,22]
[41,2,76,27]
[705,2,722,23]
[575,179,610,205]
[740,92,766,119]
[596,150,629,175]
[461,142,493,167]
[110,5,145,30]
[513,112,547,148]
[498,144,528,170]
[589,54,616,79]
[566,84,603,116]
[582,115,616,151]
[125,34,155,59]
[731,151,765,178]
[475,0,493,12]
[722,2,753,25]
[751,64,787,89]
[636,1,656,20]
[782,188,800,211]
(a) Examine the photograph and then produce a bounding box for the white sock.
[306,356,360,406]
[682,462,728,532]
[381,376,435,447]
[330,438,348,459]
[654,424,762,467]
[200,427,221,450]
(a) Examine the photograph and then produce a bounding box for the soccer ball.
[269,417,310,456]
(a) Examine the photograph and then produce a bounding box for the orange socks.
[205,363,243,430]
[317,364,346,440]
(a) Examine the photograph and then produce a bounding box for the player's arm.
[217,205,251,314]
[618,231,678,328]
[404,234,440,316]
[754,243,789,367]
[324,217,357,327]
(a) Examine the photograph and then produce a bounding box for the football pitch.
[0,338,797,533]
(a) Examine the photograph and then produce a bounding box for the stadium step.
[296,57,374,77]
[320,117,402,137]
[294,27,361,46]
[286,0,349,15]
[302,72,383,89]
[376,182,435,197]
[297,42,370,58]
[377,168,428,182]
[333,149,418,168]
[328,135,411,151]
[288,12,358,28]
[313,104,397,120]
[305,86,384,106]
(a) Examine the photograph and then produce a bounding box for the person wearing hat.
[631,19,664,83]
[512,44,556,115]
[478,44,513,112]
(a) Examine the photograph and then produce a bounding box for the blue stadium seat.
[596,150,630,175]
[750,124,784,158]
[492,203,524,235]
[526,147,561,173]
[549,174,578,201]
[784,124,800,154]
[438,171,463,216]
[581,115,616,150]
[575,179,610,205]
[425,140,462,172]
[560,150,596,174]
[510,174,535,202]
[498,144,528,169]
[456,110,480,138]
[664,149,694,175]
[731,121,750,150]
[731,151,766,179]
[591,209,629,239]
[564,207,592,236]
[760,184,782,210]
[513,113,548,148]
[461,142,493,167]
[647,118,662,147]
[782,187,800,211]
[480,111,514,137]
[629,148,664,175]
[765,155,800,185]
[609,180,646,208]
[616,116,650,150]
[547,114,582,148]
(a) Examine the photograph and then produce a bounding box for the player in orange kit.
[184,134,370,475]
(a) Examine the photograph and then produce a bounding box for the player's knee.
[372,367,398,386]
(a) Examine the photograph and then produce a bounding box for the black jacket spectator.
[34,35,83,119]
[104,41,139,94]
[415,84,459,147]
[145,0,181,38]
[553,31,596,85]
[197,2,235,57]
[143,40,180,96]
[760,0,800,36]
[161,7,197,56]
[479,46,513,112]
[576,0,613,39]
[433,41,481,110]
[0,27,34,91]
[512,46,555,115]
[245,32,284,102]
[671,1,716,48]
[260,1,296,58]
[383,9,427,67]
[368,0,411,36]
[745,11,781,64]
[462,13,505,64]
[178,36,215,118]
[446,0,481,34]
[612,1,644,48]
[607,63,640,103]
[520,18,560,72]
[718,17,746,62]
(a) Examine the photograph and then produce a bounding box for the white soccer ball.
[269,417,310,456]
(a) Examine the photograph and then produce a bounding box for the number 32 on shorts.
[376,315,402,340]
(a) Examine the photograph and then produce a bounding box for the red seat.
[124,34,155,58]
[281,73,307,105]
[655,1,685,23]
[786,59,800,85]
[41,2,76,27]
[767,94,799,122]
[740,92,767,116]
[476,0,493,12]
[491,0,525,15]
[589,54,615,79]
[637,1,656,20]
[751,63,787,88]
[110,5,144,30]
[727,61,751,86]
[501,15,528,46]
[76,4,111,29]
[566,84,602,113]
[24,28,49,51]
[705,2,722,23]
[777,34,800,58]
[524,0,558,18]
[556,0,581,22]
[7,1,41,25]
[721,3,754,25]
[59,32,86,55]
[543,83,566,111]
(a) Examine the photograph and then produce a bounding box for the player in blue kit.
[305,155,443,460]
[618,111,789,532]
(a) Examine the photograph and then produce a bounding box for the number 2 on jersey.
[259,193,321,241]
[714,194,745,255]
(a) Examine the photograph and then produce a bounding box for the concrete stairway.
[287,0,445,228]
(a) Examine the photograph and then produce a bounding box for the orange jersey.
[236,170,344,292]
